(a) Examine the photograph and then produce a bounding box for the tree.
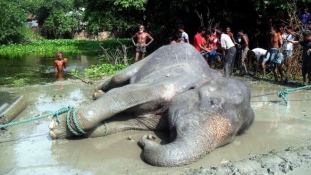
[0,0,29,44]
[36,0,81,39]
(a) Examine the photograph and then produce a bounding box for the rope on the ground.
[0,106,86,136]
[277,85,311,105]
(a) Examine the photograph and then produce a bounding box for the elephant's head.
[141,77,254,167]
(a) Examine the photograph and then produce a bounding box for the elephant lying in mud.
[49,43,254,167]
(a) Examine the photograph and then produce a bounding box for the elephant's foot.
[49,113,74,139]
[138,134,157,148]
[92,89,105,100]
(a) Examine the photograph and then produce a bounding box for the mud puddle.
[0,80,311,175]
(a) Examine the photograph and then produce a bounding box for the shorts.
[270,48,283,65]
[260,52,270,63]
[200,50,220,62]
[242,47,249,59]
[136,46,146,53]
[282,50,293,58]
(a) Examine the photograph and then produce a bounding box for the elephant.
[48,43,255,167]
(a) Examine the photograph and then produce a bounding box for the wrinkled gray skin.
[49,43,254,167]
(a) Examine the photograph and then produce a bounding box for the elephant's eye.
[210,100,215,106]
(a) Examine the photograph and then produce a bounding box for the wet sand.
[0,79,311,175]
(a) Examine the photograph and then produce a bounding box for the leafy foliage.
[84,63,129,78]
[0,39,132,56]
[0,1,29,44]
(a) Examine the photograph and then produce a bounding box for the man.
[54,52,67,81]
[269,27,284,82]
[290,30,311,85]
[54,52,67,73]
[237,29,249,74]
[226,26,236,43]
[282,26,295,75]
[132,25,154,62]
[200,30,221,67]
[247,48,270,77]
[177,24,189,43]
[299,7,311,29]
[193,26,206,52]
[216,28,236,77]
[170,32,182,44]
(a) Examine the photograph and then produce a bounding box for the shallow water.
[0,81,311,175]
[0,53,101,86]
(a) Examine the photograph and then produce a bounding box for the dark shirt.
[299,40,311,63]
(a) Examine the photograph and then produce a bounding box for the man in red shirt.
[193,26,206,52]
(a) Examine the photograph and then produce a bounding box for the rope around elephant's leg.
[0,106,86,136]
[65,107,86,136]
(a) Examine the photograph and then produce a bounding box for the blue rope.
[0,106,86,136]
[277,85,311,104]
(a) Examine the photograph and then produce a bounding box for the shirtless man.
[237,29,249,74]
[131,25,154,62]
[54,52,67,81]
[269,27,285,82]
[54,52,67,73]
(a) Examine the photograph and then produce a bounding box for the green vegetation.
[0,39,132,56]
[0,39,133,87]
[84,64,129,78]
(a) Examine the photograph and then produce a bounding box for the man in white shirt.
[247,48,270,77]
[216,28,236,77]
[282,27,295,75]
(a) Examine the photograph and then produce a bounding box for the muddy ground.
[0,78,311,175]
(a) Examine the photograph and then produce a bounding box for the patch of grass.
[0,39,132,57]
[84,64,130,78]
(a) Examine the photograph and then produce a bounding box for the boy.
[177,24,189,43]
[54,52,67,73]
[290,30,311,85]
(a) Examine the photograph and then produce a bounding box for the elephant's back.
[131,43,219,83]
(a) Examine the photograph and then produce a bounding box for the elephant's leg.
[49,82,175,139]
[94,58,148,99]
[86,114,169,138]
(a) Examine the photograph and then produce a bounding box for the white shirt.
[252,48,267,60]
[182,32,189,43]
[221,34,235,49]
[282,33,294,51]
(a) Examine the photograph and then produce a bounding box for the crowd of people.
[131,19,311,85]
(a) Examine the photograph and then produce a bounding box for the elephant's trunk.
[141,113,236,167]
[142,134,215,167]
